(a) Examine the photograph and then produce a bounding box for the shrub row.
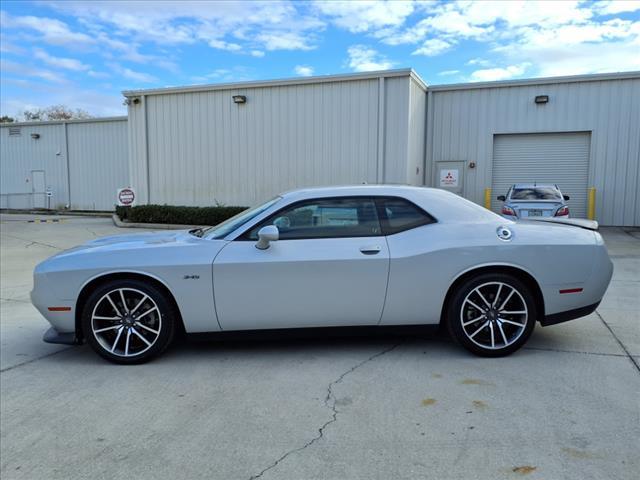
[116,204,247,226]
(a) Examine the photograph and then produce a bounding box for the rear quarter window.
[379,198,436,235]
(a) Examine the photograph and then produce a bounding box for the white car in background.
[497,183,570,220]
[31,185,613,364]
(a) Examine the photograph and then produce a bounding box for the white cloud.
[346,45,395,72]
[294,65,314,76]
[250,50,265,57]
[315,0,414,33]
[438,69,460,76]
[0,11,94,46]
[106,63,157,83]
[469,63,530,82]
[412,38,452,56]
[255,31,316,51]
[33,48,89,71]
[1,58,65,83]
[466,58,492,67]
[594,1,640,15]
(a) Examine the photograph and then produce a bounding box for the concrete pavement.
[1,214,638,480]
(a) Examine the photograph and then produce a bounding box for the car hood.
[53,230,198,257]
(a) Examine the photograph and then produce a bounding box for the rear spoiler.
[524,217,599,231]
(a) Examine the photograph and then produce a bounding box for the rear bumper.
[43,327,80,345]
[540,301,600,326]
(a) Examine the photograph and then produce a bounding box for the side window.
[380,198,435,235]
[247,197,381,240]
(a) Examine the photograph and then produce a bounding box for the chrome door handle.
[359,246,381,255]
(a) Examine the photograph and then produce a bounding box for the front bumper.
[43,327,80,345]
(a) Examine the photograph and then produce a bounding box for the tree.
[22,105,92,121]
[0,115,15,123]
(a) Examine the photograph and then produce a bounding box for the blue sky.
[1,0,639,118]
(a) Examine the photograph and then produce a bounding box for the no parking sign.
[117,187,136,206]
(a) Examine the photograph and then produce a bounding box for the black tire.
[81,279,177,364]
[447,273,536,357]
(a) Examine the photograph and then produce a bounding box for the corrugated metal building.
[124,70,427,206]
[0,117,128,210]
[2,69,638,226]
[426,71,640,226]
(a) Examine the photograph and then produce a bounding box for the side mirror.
[255,225,279,250]
[497,195,506,201]
[563,195,570,201]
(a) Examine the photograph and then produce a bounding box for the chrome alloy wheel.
[459,281,528,350]
[91,287,162,357]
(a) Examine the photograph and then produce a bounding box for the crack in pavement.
[595,310,640,374]
[248,341,403,480]
[0,346,75,373]
[0,233,63,251]
[523,346,628,357]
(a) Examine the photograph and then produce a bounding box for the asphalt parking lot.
[1,213,638,480]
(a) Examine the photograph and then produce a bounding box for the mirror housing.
[563,195,570,201]
[255,225,279,250]
[497,195,506,201]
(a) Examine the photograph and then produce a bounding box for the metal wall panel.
[0,123,68,209]
[407,77,427,185]
[491,133,590,218]
[132,74,421,207]
[67,119,128,210]
[428,76,640,226]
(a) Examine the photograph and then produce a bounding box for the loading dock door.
[491,133,590,218]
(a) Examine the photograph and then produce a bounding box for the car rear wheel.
[81,279,176,364]
[447,273,536,357]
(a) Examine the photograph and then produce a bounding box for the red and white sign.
[117,187,136,206]
[439,169,459,188]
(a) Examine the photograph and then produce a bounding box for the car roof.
[512,183,559,189]
[278,184,502,223]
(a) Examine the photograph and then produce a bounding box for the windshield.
[510,187,562,200]
[199,197,281,239]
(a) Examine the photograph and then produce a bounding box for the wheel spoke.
[131,327,152,346]
[135,322,159,335]
[475,288,492,308]
[125,329,131,356]
[106,293,123,317]
[469,321,489,339]
[499,317,525,328]
[497,320,509,345]
[135,306,158,321]
[493,283,503,308]
[130,294,149,315]
[93,316,121,321]
[94,325,121,333]
[110,326,124,352]
[500,310,526,315]
[489,322,495,348]
[465,298,485,314]
[462,315,485,327]
[497,288,515,311]
[119,289,128,313]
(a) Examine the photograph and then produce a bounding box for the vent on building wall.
[8,127,21,136]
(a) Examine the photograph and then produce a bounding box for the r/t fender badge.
[183,275,200,280]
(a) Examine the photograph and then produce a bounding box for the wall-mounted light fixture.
[123,97,141,106]
[534,95,549,104]
[30,133,40,139]
[232,95,247,104]
[469,161,476,169]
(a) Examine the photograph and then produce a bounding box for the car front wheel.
[447,273,537,357]
[81,279,176,364]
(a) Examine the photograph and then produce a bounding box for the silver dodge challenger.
[31,186,613,364]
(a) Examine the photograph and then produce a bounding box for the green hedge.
[116,204,247,226]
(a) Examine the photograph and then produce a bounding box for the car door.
[213,196,390,331]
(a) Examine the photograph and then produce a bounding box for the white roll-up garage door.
[491,132,591,218]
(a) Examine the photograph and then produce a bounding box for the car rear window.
[510,187,562,200]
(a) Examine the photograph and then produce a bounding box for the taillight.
[502,205,516,216]
[555,206,569,216]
